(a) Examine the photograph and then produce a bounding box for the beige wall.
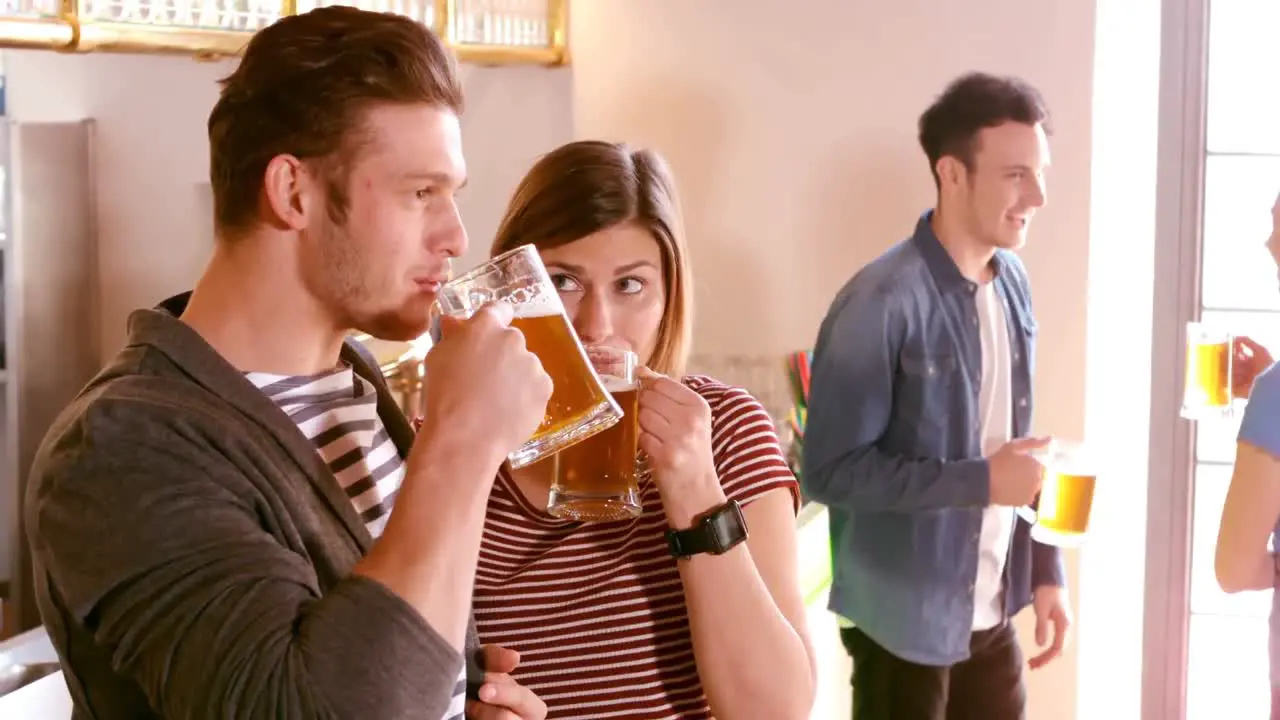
[2,51,572,360]
[568,2,1158,720]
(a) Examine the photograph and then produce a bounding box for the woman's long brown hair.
[490,141,693,377]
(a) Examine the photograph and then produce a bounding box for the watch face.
[667,500,748,559]
[709,500,748,554]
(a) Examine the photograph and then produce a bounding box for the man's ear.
[261,154,316,231]
[935,155,966,192]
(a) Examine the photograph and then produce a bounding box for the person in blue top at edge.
[802,72,1072,720]
[1214,189,1280,720]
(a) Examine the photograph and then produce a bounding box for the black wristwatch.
[665,499,749,560]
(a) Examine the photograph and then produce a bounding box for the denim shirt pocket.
[898,351,961,441]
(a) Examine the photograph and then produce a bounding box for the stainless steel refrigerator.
[1,119,98,636]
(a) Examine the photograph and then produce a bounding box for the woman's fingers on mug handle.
[1235,335,1274,362]
[636,366,670,390]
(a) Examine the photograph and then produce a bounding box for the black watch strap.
[665,499,749,559]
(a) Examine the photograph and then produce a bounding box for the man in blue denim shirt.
[802,73,1071,720]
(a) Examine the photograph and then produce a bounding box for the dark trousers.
[840,623,1027,720]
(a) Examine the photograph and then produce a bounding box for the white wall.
[2,51,572,361]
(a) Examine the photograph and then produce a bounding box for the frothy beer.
[1181,321,1235,420]
[548,348,643,522]
[436,244,623,469]
[510,300,612,438]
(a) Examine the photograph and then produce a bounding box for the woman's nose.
[574,291,613,345]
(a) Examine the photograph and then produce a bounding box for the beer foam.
[505,288,562,319]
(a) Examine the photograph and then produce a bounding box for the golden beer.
[1034,471,1096,541]
[548,348,643,522]
[436,245,623,469]
[1021,440,1097,548]
[511,312,614,440]
[1181,322,1234,420]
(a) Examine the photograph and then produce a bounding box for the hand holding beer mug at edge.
[1182,324,1273,416]
[989,437,1100,550]
[415,301,553,462]
[634,367,718,502]
[986,435,1051,507]
[1232,335,1274,400]
[435,245,624,469]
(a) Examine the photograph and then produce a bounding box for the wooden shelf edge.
[0,16,569,66]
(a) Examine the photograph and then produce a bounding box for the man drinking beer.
[23,9,547,719]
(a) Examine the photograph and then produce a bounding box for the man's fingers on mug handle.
[475,300,516,328]
[437,313,466,337]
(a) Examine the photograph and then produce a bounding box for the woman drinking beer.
[469,141,816,720]
[1215,189,1280,720]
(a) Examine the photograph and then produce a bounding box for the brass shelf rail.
[0,0,566,64]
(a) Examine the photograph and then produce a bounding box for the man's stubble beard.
[313,222,432,343]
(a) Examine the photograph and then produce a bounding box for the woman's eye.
[617,277,645,295]
[551,274,582,292]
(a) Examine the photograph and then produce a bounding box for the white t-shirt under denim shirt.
[1235,361,1280,687]
[972,281,1016,630]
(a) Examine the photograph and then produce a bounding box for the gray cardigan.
[24,292,482,719]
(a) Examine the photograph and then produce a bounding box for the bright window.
[1188,2,1280,716]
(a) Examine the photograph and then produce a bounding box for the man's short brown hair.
[918,72,1050,188]
[208,7,464,236]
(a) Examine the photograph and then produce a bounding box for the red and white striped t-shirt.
[472,374,800,720]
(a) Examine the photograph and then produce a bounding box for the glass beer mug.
[1015,440,1097,548]
[547,346,644,522]
[436,244,623,469]
[1181,321,1235,420]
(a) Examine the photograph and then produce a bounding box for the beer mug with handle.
[436,244,623,469]
[547,346,644,522]
[1181,321,1236,420]
[1014,440,1097,548]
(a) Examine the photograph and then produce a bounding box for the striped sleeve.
[688,375,802,514]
